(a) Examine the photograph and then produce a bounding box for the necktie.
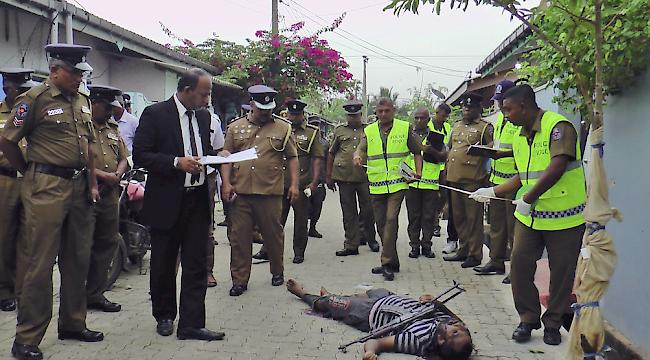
[186,110,200,185]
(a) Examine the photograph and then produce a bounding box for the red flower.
[255,30,267,38]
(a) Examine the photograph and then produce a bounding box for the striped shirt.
[369,294,452,356]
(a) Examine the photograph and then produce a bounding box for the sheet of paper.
[200,148,258,165]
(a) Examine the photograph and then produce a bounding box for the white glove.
[513,197,532,216]
[469,187,496,203]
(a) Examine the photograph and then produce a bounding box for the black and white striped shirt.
[369,294,452,356]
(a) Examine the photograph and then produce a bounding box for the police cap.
[491,79,516,101]
[461,92,484,108]
[343,99,363,115]
[89,85,122,106]
[45,43,93,72]
[286,99,307,114]
[248,84,277,110]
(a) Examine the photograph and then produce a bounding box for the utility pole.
[272,0,279,36]
[362,56,368,120]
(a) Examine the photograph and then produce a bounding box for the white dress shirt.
[173,93,205,187]
[207,113,225,176]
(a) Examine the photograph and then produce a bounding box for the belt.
[33,163,85,180]
[0,167,17,178]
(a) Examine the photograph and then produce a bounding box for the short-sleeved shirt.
[91,119,128,174]
[114,110,139,155]
[223,113,297,196]
[2,81,95,169]
[330,123,368,182]
[355,120,423,161]
[283,120,325,189]
[207,113,225,176]
[446,118,494,184]
[519,110,577,161]
[369,294,453,356]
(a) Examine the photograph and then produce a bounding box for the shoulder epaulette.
[21,83,50,101]
[305,123,319,131]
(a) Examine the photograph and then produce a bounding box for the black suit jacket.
[133,97,214,230]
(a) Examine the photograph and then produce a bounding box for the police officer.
[253,99,325,264]
[353,97,423,281]
[85,85,128,313]
[327,100,379,256]
[442,93,494,269]
[470,84,585,346]
[474,80,519,282]
[405,107,447,259]
[431,104,452,240]
[0,68,37,312]
[307,115,328,239]
[0,44,103,360]
[221,85,299,296]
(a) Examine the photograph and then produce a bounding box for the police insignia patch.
[551,127,562,140]
[13,103,29,127]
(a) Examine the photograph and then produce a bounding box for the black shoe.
[58,328,104,342]
[562,313,573,332]
[11,342,43,360]
[252,250,269,260]
[543,328,562,345]
[177,327,225,341]
[1,298,16,311]
[382,267,395,281]
[156,319,174,336]
[371,266,385,274]
[217,220,228,227]
[502,275,511,284]
[271,274,284,286]
[367,241,380,252]
[292,255,304,264]
[443,254,467,262]
[473,263,506,275]
[336,248,359,256]
[408,247,420,258]
[433,227,441,237]
[511,322,541,343]
[229,284,247,296]
[461,257,481,268]
[87,298,122,312]
[421,247,435,258]
[308,228,323,238]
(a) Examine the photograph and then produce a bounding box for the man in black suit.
[133,68,225,341]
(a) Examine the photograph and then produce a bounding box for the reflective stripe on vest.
[513,111,586,230]
[408,121,441,190]
[490,112,519,185]
[365,119,411,194]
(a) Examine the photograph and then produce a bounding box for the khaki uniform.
[330,123,376,250]
[280,120,325,257]
[405,126,444,249]
[357,122,422,268]
[0,101,27,303]
[86,119,127,303]
[446,118,493,260]
[2,80,96,345]
[223,114,297,285]
[511,114,583,329]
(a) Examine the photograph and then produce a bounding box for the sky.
[79,0,525,102]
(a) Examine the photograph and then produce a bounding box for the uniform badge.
[297,134,308,141]
[107,132,119,141]
[81,106,91,114]
[13,103,29,127]
[47,108,64,116]
[551,127,562,141]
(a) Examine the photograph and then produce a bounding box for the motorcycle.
[106,168,150,289]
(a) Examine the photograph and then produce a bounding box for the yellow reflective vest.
[513,111,586,230]
[407,121,445,190]
[365,119,411,194]
[490,112,520,185]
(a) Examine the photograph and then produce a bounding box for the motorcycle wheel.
[106,247,125,290]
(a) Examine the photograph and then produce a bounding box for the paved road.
[0,194,567,359]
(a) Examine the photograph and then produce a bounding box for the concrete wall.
[600,71,650,356]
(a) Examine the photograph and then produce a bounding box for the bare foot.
[286,278,306,298]
[320,287,330,296]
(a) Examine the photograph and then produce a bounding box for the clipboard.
[467,144,498,158]
[423,131,445,164]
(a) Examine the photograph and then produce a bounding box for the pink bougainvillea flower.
[318,39,329,46]
[255,30,267,38]
[290,21,305,32]
[314,58,324,66]
[271,37,281,48]
[299,37,312,47]
[321,69,330,78]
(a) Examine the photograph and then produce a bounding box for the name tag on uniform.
[81,106,91,114]
[297,134,308,141]
[47,108,64,116]
[107,132,119,141]
[0,123,4,129]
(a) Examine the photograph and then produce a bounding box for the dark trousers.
[338,181,376,250]
[446,189,458,242]
[450,182,484,260]
[371,190,406,267]
[207,172,217,273]
[487,185,516,267]
[150,189,209,329]
[281,188,309,257]
[405,188,443,248]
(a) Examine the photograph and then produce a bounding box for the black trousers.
[446,189,459,242]
[150,189,209,329]
[308,185,326,224]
